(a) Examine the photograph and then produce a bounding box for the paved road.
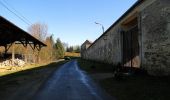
[32,60,114,100]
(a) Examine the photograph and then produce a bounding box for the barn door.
[122,26,140,68]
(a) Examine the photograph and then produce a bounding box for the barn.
[81,0,170,75]
[0,16,46,66]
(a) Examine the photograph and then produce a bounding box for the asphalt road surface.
[32,60,114,100]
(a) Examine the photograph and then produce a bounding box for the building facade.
[81,40,92,58]
[81,0,170,75]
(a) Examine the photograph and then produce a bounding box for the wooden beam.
[12,42,15,66]
[35,44,42,51]
[24,46,28,63]
[20,41,28,48]
[4,43,13,54]
[29,43,35,51]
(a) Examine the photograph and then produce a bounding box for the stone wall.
[141,0,170,75]
[83,25,122,65]
[82,0,170,75]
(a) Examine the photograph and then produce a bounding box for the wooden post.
[24,46,28,63]
[37,51,40,64]
[12,42,15,66]
[4,45,7,54]
[32,47,35,63]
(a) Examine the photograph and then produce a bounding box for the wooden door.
[122,26,140,68]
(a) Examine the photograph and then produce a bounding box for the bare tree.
[28,22,48,41]
[27,22,48,63]
[62,42,69,51]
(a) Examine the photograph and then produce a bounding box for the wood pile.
[0,58,25,67]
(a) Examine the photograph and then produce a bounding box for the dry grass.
[0,62,53,77]
[65,52,80,57]
[0,60,67,100]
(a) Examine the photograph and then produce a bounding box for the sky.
[0,0,137,46]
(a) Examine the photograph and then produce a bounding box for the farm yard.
[0,0,170,100]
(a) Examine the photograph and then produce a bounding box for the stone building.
[81,40,92,58]
[81,0,170,75]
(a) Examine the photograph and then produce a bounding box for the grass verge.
[78,58,170,100]
[0,63,48,77]
[0,60,67,100]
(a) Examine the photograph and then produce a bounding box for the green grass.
[78,58,170,100]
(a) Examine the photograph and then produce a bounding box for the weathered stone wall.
[81,41,91,58]
[83,25,122,65]
[141,0,170,75]
[82,0,170,75]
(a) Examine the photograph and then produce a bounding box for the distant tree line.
[66,45,81,53]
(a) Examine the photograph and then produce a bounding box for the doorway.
[121,17,140,68]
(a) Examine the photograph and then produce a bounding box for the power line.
[0,0,31,26]
[2,0,32,25]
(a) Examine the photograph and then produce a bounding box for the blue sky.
[0,0,137,46]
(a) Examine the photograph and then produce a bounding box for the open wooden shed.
[0,16,46,65]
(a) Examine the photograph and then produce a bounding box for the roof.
[87,0,144,49]
[0,16,46,47]
[82,40,92,46]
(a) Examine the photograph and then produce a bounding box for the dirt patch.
[90,73,114,81]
